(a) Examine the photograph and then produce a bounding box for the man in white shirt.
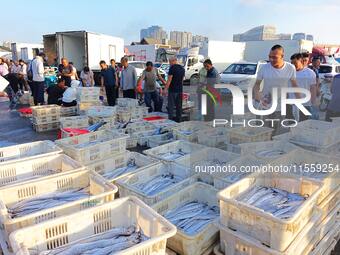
[10,61,21,74]
[31,52,45,105]
[18,59,28,91]
[254,45,299,132]
[289,53,317,121]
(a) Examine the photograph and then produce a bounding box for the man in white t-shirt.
[289,53,317,121]
[254,45,299,132]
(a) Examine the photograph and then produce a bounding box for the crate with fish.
[86,105,116,118]
[0,154,84,187]
[197,127,230,148]
[290,119,340,147]
[152,182,219,255]
[117,98,140,107]
[143,140,207,162]
[0,140,62,166]
[117,162,196,205]
[116,109,132,123]
[217,211,322,255]
[270,148,340,205]
[59,115,89,129]
[228,127,273,145]
[217,172,323,251]
[9,196,177,255]
[60,106,77,116]
[77,101,101,115]
[55,130,128,164]
[125,120,156,134]
[130,106,150,121]
[175,147,240,185]
[86,151,159,183]
[76,86,100,102]
[239,140,300,162]
[0,169,117,249]
[33,122,60,132]
[213,155,264,190]
[172,121,211,142]
[31,105,61,118]
[148,133,175,148]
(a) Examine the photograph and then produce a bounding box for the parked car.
[220,61,266,94]
[129,61,146,78]
[317,63,340,81]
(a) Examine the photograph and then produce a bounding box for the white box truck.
[43,31,124,71]
[11,43,44,61]
[125,45,157,62]
[244,39,313,62]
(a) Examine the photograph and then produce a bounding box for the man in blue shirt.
[100,60,118,106]
[164,57,185,122]
[204,59,220,121]
[326,74,340,121]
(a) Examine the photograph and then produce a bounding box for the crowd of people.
[1,46,339,124]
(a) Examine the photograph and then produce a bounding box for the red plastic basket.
[57,128,90,139]
[18,108,32,114]
[143,116,166,122]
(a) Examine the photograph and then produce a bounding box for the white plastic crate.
[291,119,340,147]
[145,112,169,119]
[239,140,300,162]
[218,212,322,255]
[33,122,60,132]
[87,105,116,118]
[217,172,322,251]
[116,109,132,123]
[270,148,340,205]
[152,182,219,255]
[86,151,159,183]
[117,162,196,205]
[31,105,61,118]
[172,121,210,142]
[143,140,207,162]
[126,136,138,148]
[0,140,61,166]
[197,127,230,148]
[148,133,174,148]
[60,106,77,116]
[59,115,89,129]
[117,98,139,107]
[131,106,149,120]
[0,154,83,187]
[133,129,160,146]
[318,186,340,223]
[10,196,176,255]
[77,101,101,115]
[175,147,239,185]
[331,117,340,124]
[76,87,100,102]
[55,130,128,164]
[125,121,156,134]
[219,142,242,154]
[0,169,117,248]
[228,127,273,145]
[213,156,263,190]
[32,114,60,125]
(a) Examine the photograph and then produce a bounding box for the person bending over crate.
[47,77,66,105]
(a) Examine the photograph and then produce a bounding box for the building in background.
[140,26,167,41]
[170,31,193,48]
[293,33,314,41]
[191,35,209,47]
[11,42,44,61]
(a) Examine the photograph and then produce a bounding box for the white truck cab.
[177,47,204,84]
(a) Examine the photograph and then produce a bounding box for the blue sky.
[1,0,339,45]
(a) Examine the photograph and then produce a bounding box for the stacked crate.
[76,87,101,115]
[59,116,89,138]
[31,105,61,132]
[116,98,148,121]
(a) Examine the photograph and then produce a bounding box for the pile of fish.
[8,188,89,218]
[137,173,184,195]
[43,225,148,255]
[255,149,286,158]
[236,185,306,219]
[157,149,187,160]
[86,122,107,132]
[164,201,219,235]
[101,159,138,180]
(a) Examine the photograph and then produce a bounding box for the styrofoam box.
[0,169,117,248]
[117,162,197,205]
[33,122,60,132]
[10,196,177,255]
[175,147,239,185]
[270,148,340,205]
[117,98,139,107]
[172,121,211,142]
[239,140,300,162]
[86,151,159,183]
[197,127,230,148]
[217,172,322,251]
[143,140,207,162]
[218,212,322,255]
[213,155,264,190]
[0,140,62,166]
[31,105,60,118]
[228,127,273,145]
[291,119,340,147]
[55,130,128,164]
[60,116,88,129]
[76,87,100,102]
[152,182,219,255]
[0,154,83,187]
[148,133,174,148]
